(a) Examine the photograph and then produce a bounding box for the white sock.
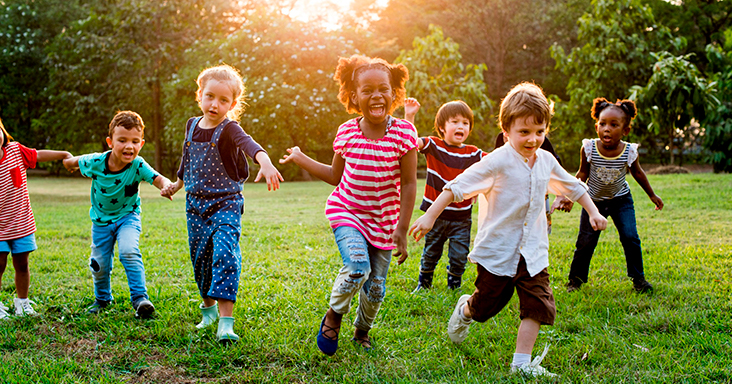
[15,298,28,304]
[512,353,531,367]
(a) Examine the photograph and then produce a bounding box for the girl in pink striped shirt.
[0,118,72,318]
[280,55,418,355]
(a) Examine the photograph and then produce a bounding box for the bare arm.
[37,150,72,163]
[160,178,184,199]
[393,148,418,265]
[63,156,80,173]
[409,189,455,242]
[629,160,663,210]
[279,146,344,186]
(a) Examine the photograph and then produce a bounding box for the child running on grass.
[561,98,663,293]
[0,117,72,318]
[63,111,171,319]
[161,64,283,343]
[280,55,417,355]
[403,98,485,292]
[409,82,608,377]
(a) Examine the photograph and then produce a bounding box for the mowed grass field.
[0,173,730,383]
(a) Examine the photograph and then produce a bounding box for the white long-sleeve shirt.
[444,144,588,277]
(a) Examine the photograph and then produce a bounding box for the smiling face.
[595,106,630,150]
[106,126,144,168]
[199,79,237,127]
[441,114,472,146]
[351,68,393,126]
[504,115,546,160]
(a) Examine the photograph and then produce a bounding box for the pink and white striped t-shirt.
[326,116,418,250]
[0,142,38,241]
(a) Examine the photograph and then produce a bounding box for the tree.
[0,0,86,149]
[162,9,356,180]
[550,0,681,169]
[703,41,732,173]
[44,0,240,174]
[629,52,718,165]
[395,25,494,148]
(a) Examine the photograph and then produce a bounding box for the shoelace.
[17,300,36,313]
[524,344,554,375]
[0,302,8,311]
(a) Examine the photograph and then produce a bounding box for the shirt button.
[524,223,527,226]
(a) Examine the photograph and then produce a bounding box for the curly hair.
[333,55,409,115]
[591,98,637,128]
[499,82,553,132]
[196,64,247,121]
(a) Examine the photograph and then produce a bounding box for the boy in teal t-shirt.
[65,111,171,318]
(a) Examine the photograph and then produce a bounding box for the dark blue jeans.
[569,193,645,283]
[420,218,472,277]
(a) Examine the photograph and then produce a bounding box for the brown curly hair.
[333,55,409,115]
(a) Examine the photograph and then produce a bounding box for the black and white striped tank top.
[584,139,637,201]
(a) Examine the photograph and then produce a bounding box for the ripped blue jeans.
[329,226,392,331]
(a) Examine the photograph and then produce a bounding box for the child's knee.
[364,276,387,303]
[334,268,370,294]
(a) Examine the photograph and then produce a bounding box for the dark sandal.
[352,331,372,352]
[317,314,340,355]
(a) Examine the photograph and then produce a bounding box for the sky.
[287,0,388,29]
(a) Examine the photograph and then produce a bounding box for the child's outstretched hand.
[550,195,574,213]
[63,156,79,173]
[254,152,284,191]
[650,195,664,210]
[409,214,436,242]
[279,146,302,165]
[404,97,421,123]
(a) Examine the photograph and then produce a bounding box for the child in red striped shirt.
[404,98,485,292]
[0,117,72,318]
[280,55,418,356]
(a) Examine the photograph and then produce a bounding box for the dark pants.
[467,258,556,325]
[569,193,644,283]
[420,218,471,277]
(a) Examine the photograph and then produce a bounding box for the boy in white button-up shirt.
[410,82,607,378]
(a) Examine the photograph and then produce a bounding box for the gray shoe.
[133,298,155,319]
[87,299,110,314]
[447,294,472,343]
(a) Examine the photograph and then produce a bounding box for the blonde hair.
[196,64,246,121]
[499,82,553,132]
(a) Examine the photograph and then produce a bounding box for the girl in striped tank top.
[280,55,418,355]
[0,118,72,318]
[565,98,663,294]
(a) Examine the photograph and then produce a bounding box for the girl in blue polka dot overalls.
[162,65,283,343]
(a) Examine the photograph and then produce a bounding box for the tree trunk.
[152,76,163,173]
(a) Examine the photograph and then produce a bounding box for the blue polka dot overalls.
[183,117,243,302]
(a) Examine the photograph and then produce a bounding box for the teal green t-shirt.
[79,152,159,226]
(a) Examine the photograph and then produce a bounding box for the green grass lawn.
[1,174,730,383]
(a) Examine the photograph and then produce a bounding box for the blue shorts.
[0,233,37,254]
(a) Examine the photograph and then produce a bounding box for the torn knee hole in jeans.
[336,270,365,293]
[366,276,386,302]
[89,259,100,272]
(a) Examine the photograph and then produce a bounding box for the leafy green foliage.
[629,52,718,165]
[550,0,682,169]
[395,25,494,148]
[703,43,732,172]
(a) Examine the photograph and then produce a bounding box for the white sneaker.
[14,297,37,316]
[447,294,473,343]
[510,344,558,377]
[0,301,9,320]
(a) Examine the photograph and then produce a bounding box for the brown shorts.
[466,256,556,325]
